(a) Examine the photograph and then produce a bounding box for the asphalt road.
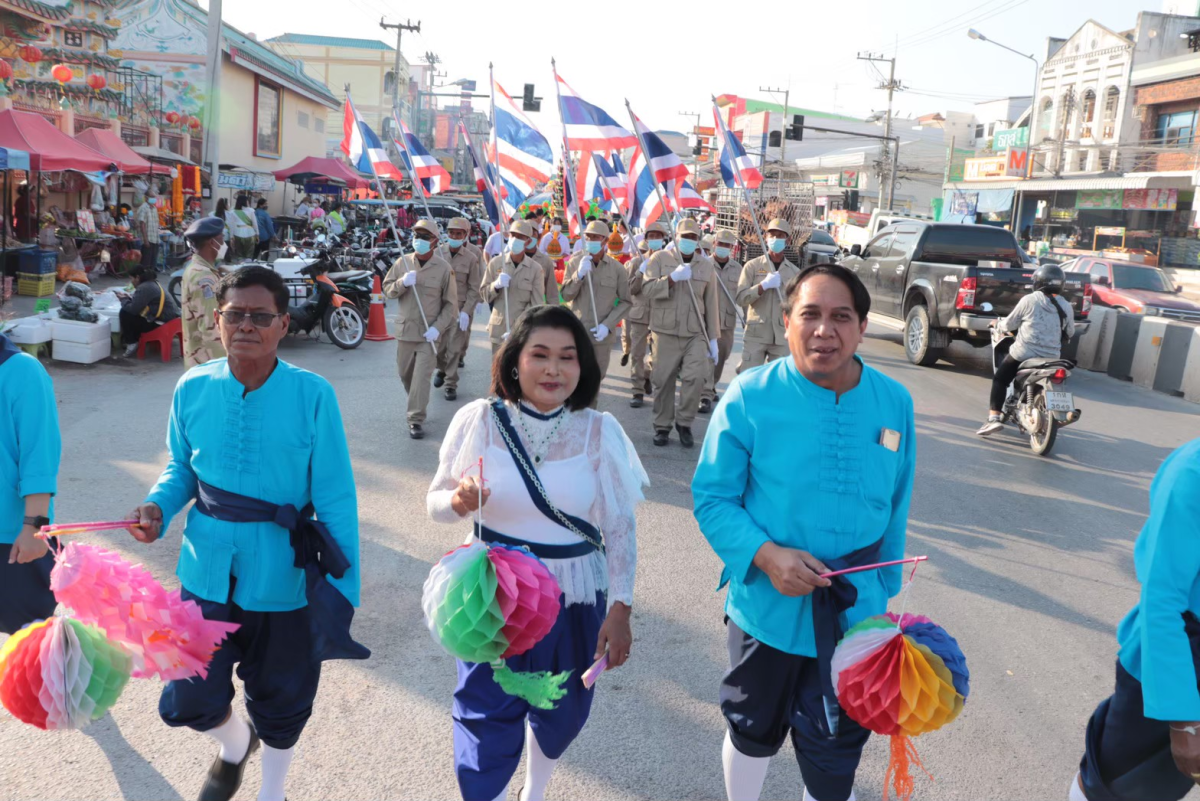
[1,313,1197,801]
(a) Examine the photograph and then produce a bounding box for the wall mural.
[110,0,207,123]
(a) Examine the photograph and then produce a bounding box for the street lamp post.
[679,110,701,191]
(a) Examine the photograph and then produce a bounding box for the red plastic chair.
[137,317,183,362]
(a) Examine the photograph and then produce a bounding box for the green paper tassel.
[491,662,571,710]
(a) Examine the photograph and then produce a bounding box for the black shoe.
[630,394,644,408]
[698,398,713,415]
[432,371,445,388]
[444,387,457,401]
[458,357,465,368]
[409,424,425,440]
[676,425,694,448]
[653,429,670,446]
[620,353,629,367]
[198,725,260,801]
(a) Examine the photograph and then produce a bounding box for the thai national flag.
[625,148,665,231]
[713,103,764,190]
[592,152,628,213]
[462,123,525,225]
[556,75,637,152]
[394,117,451,195]
[341,95,403,182]
[562,161,583,238]
[677,180,715,212]
[493,81,554,196]
[574,153,613,216]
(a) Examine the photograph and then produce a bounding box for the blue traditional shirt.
[692,355,916,656]
[1116,437,1200,721]
[0,335,61,543]
[146,358,359,612]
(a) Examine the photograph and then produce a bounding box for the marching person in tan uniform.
[481,218,545,356]
[700,233,714,260]
[641,217,720,449]
[560,220,633,406]
[624,222,668,408]
[524,227,559,304]
[383,219,458,440]
[700,228,744,415]
[736,218,801,373]
[433,217,484,402]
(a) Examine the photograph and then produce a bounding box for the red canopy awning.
[0,109,113,173]
[75,127,159,174]
[273,156,371,190]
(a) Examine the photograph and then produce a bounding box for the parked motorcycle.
[991,326,1082,456]
[289,252,365,349]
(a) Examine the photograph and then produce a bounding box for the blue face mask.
[677,238,698,256]
[509,238,526,253]
[647,238,665,251]
[413,238,432,255]
[448,236,465,248]
[586,240,604,255]
[768,237,787,254]
[714,246,731,260]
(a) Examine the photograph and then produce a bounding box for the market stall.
[0,145,33,304]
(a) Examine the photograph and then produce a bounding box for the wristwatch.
[23,515,50,531]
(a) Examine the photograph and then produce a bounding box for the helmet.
[1032,264,1065,295]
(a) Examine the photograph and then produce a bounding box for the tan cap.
[412,218,440,238]
[645,221,669,236]
[508,218,534,238]
[676,218,702,237]
[713,229,738,246]
[584,220,611,237]
[766,217,791,236]
[447,216,471,232]
[700,234,715,249]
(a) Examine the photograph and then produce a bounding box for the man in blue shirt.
[693,264,916,801]
[1073,438,1200,801]
[127,266,362,801]
[254,198,275,258]
[0,332,62,634]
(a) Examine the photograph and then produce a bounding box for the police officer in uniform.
[701,228,743,415]
[736,218,801,372]
[434,217,484,401]
[383,219,458,440]
[481,218,545,355]
[180,216,228,369]
[560,220,633,406]
[641,217,721,448]
[624,222,668,408]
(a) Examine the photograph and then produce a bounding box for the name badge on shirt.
[879,428,901,452]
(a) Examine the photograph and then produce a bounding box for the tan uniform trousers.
[397,339,438,424]
[652,332,709,431]
[703,326,736,402]
[436,317,471,390]
[590,335,616,409]
[626,322,652,395]
[738,340,789,373]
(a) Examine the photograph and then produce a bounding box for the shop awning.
[74,128,156,174]
[0,109,113,172]
[273,156,371,190]
[132,145,196,166]
[944,173,1192,192]
[0,146,30,171]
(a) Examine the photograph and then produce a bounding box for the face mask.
[768,237,786,254]
[448,236,465,249]
[586,240,603,255]
[647,238,665,251]
[551,225,562,233]
[714,246,731,260]
[215,242,229,262]
[413,238,432,255]
[509,238,526,253]
[677,238,698,256]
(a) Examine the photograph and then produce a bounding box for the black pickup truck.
[840,222,1092,366]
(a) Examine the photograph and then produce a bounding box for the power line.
[877,0,1009,51]
[899,0,1032,51]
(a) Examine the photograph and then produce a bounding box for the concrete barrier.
[1106,313,1142,381]
[1154,322,1194,396]
[1183,326,1200,403]
[1075,307,1114,371]
[1131,318,1171,389]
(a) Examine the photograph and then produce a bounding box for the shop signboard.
[1076,189,1123,210]
[810,174,839,185]
[993,127,1029,150]
[1049,207,1078,222]
[217,172,255,189]
[1122,189,1178,211]
[1095,226,1126,236]
[839,170,860,188]
[1005,147,1028,177]
[950,191,978,216]
[963,156,1008,181]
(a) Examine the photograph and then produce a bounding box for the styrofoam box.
[52,318,110,345]
[96,308,120,333]
[53,338,111,364]
[5,318,52,344]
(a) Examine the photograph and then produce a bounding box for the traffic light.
[785,114,805,141]
[693,141,703,156]
[522,83,540,113]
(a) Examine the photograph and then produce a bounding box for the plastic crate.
[18,249,57,275]
[16,271,54,297]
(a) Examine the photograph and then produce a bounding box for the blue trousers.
[0,543,57,634]
[453,593,605,801]
[721,620,870,801]
[159,588,321,750]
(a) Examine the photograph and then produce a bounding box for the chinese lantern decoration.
[86,74,105,92]
[164,111,180,125]
[18,46,42,65]
[51,64,73,84]
[0,60,12,82]
[186,116,201,130]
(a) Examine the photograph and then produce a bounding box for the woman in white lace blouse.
[427,305,649,801]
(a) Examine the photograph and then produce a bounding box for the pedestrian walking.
[641,217,721,448]
[426,304,648,801]
[624,222,668,408]
[254,198,276,259]
[126,266,364,801]
[524,229,559,304]
[481,219,546,356]
[435,217,485,402]
[701,229,743,415]
[692,263,916,801]
[226,196,260,263]
[736,219,801,372]
[383,219,459,440]
[134,193,161,272]
[180,216,228,369]
[1071,437,1200,801]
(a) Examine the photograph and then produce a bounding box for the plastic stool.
[18,342,48,359]
[137,317,182,362]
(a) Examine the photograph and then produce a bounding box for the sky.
[214,0,1148,143]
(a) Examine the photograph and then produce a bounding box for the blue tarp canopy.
[0,147,30,171]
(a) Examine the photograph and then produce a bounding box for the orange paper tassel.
[883,734,934,801]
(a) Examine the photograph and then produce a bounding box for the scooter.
[289,252,365,349]
[991,325,1082,456]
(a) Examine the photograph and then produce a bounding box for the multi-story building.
[971,98,1032,152]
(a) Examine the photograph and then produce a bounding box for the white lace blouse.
[427,399,649,608]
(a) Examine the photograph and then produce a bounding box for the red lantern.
[17,46,42,64]
[0,60,12,81]
[86,73,105,91]
[187,116,201,130]
[51,64,73,84]
[165,111,180,125]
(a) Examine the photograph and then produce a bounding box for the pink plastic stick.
[37,520,142,538]
[818,555,928,579]
[582,652,609,688]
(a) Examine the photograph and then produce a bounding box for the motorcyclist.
[977,264,1075,436]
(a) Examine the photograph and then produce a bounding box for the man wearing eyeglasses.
[126,266,363,801]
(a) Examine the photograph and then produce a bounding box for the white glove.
[458,311,470,332]
[402,271,417,288]
[591,323,609,342]
[670,263,692,283]
[493,272,511,290]
[423,327,440,343]
[761,271,781,291]
[709,338,719,364]
[576,256,593,279]
[638,262,648,275]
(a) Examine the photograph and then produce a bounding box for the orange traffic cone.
[365,274,394,341]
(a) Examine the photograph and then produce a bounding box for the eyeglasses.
[218,309,284,328]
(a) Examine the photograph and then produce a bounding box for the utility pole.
[420,52,445,148]
[379,16,420,134]
[857,52,903,210]
[202,0,222,212]
[760,85,789,197]
[678,110,701,189]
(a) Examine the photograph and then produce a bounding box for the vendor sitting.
[118,266,180,358]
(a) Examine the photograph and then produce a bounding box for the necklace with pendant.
[516,404,567,465]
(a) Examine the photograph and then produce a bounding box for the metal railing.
[1029,135,1200,176]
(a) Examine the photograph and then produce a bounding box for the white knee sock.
[207,712,251,763]
[802,789,855,801]
[518,722,559,801]
[257,744,294,801]
[723,732,770,801]
[1068,771,1088,801]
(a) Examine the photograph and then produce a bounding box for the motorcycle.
[289,252,365,349]
[990,325,1082,456]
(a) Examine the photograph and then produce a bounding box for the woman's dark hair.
[256,198,267,209]
[215,198,228,217]
[491,305,600,411]
[783,263,871,321]
[135,265,158,283]
[216,265,289,314]
[235,195,249,210]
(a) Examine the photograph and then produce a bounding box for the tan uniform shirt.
[712,257,744,333]
[626,254,651,324]
[437,243,484,314]
[180,255,226,369]
[737,255,800,346]
[530,250,558,303]
[560,251,633,344]
[382,252,458,343]
[642,249,721,342]
[481,253,546,342]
